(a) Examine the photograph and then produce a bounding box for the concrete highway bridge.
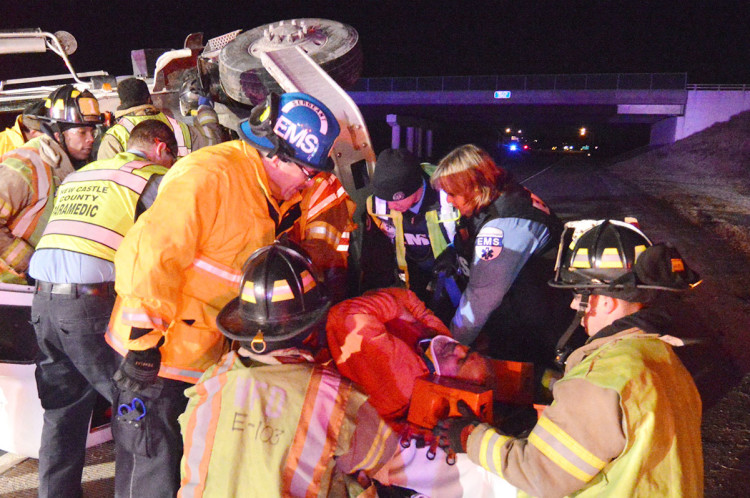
[348,73,750,159]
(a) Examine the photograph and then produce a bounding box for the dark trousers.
[114,377,191,498]
[31,289,119,498]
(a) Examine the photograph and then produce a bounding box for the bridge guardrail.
[686,84,750,91]
[351,73,688,92]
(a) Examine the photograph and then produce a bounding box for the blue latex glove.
[198,95,213,108]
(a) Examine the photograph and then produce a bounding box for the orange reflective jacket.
[106,140,308,383]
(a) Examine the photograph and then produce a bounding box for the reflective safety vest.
[366,187,458,287]
[289,172,354,260]
[36,152,167,262]
[179,353,373,498]
[108,112,192,157]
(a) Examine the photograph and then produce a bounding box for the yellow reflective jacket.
[101,111,192,158]
[0,135,75,283]
[36,152,168,261]
[0,116,26,157]
[467,327,703,497]
[106,140,311,383]
[179,352,398,497]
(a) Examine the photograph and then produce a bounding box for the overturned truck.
[0,19,376,458]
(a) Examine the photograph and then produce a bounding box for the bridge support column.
[386,114,439,161]
[391,124,401,149]
[650,117,677,146]
[406,126,415,152]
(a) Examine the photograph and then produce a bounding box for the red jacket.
[326,288,450,420]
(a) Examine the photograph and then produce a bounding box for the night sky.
[2,0,750,84]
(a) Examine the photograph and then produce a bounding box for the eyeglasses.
[294,162,317,181]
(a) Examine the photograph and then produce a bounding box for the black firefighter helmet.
[550,219,701,300]
[216,241,330,354]
[43,84,102,128]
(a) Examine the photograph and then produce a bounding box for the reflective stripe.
[62,164,149,194]
[9,147,52,239]
[271,279,294,302]
[105,325,128,356]
[2,238,31,266]
[337,231,350,252]
[191,256,242,285]
[165,116,189,157]
[180,355,235,498]
[306,222,340,245]
[119,160,152,173]
[120,119,135,132]
[43,219,123,251]
[159,364,205,383]
[283,367,351,497]
[119,116,189,156]
[599,247,624,268]
[307,184,346,221]
[347,418,393,471]
[120,308,168,330]
[572,248,591,268]
[528,416,606,482]
[300,270,316,293]
[0,199,11,218]
[478,426,509,479]
[307,175,333,207]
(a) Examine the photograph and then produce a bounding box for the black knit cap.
[117,78,151,111]
[372,148,424,201]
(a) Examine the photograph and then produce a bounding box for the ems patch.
[475,227,504,261]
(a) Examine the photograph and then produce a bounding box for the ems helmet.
[216,241,330,354]
[550,219,700,299]
[44,84,102,127]
[237,92,339,171]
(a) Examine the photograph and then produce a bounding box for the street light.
[579,127,587,136]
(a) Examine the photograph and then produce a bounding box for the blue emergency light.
[494,91,511,99]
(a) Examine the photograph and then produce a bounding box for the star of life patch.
[475,226,504,261]
[380,219,396,239]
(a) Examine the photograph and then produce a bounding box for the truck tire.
[219,18,362,106]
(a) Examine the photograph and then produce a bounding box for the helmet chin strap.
[554,292,590,370]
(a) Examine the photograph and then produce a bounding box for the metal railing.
[686,84,750,91]
[351,73,688,92]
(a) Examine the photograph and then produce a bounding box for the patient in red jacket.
[326,287,499,421]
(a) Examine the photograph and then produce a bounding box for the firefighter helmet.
[237,92,339,172]
[44,84,102,127]
[550,219,700,295]
[216,241,330,353]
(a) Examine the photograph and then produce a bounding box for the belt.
[35,281,116,297]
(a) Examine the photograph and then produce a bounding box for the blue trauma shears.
[118,397,146,421]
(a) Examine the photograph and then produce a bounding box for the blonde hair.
[431,144,507,215]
